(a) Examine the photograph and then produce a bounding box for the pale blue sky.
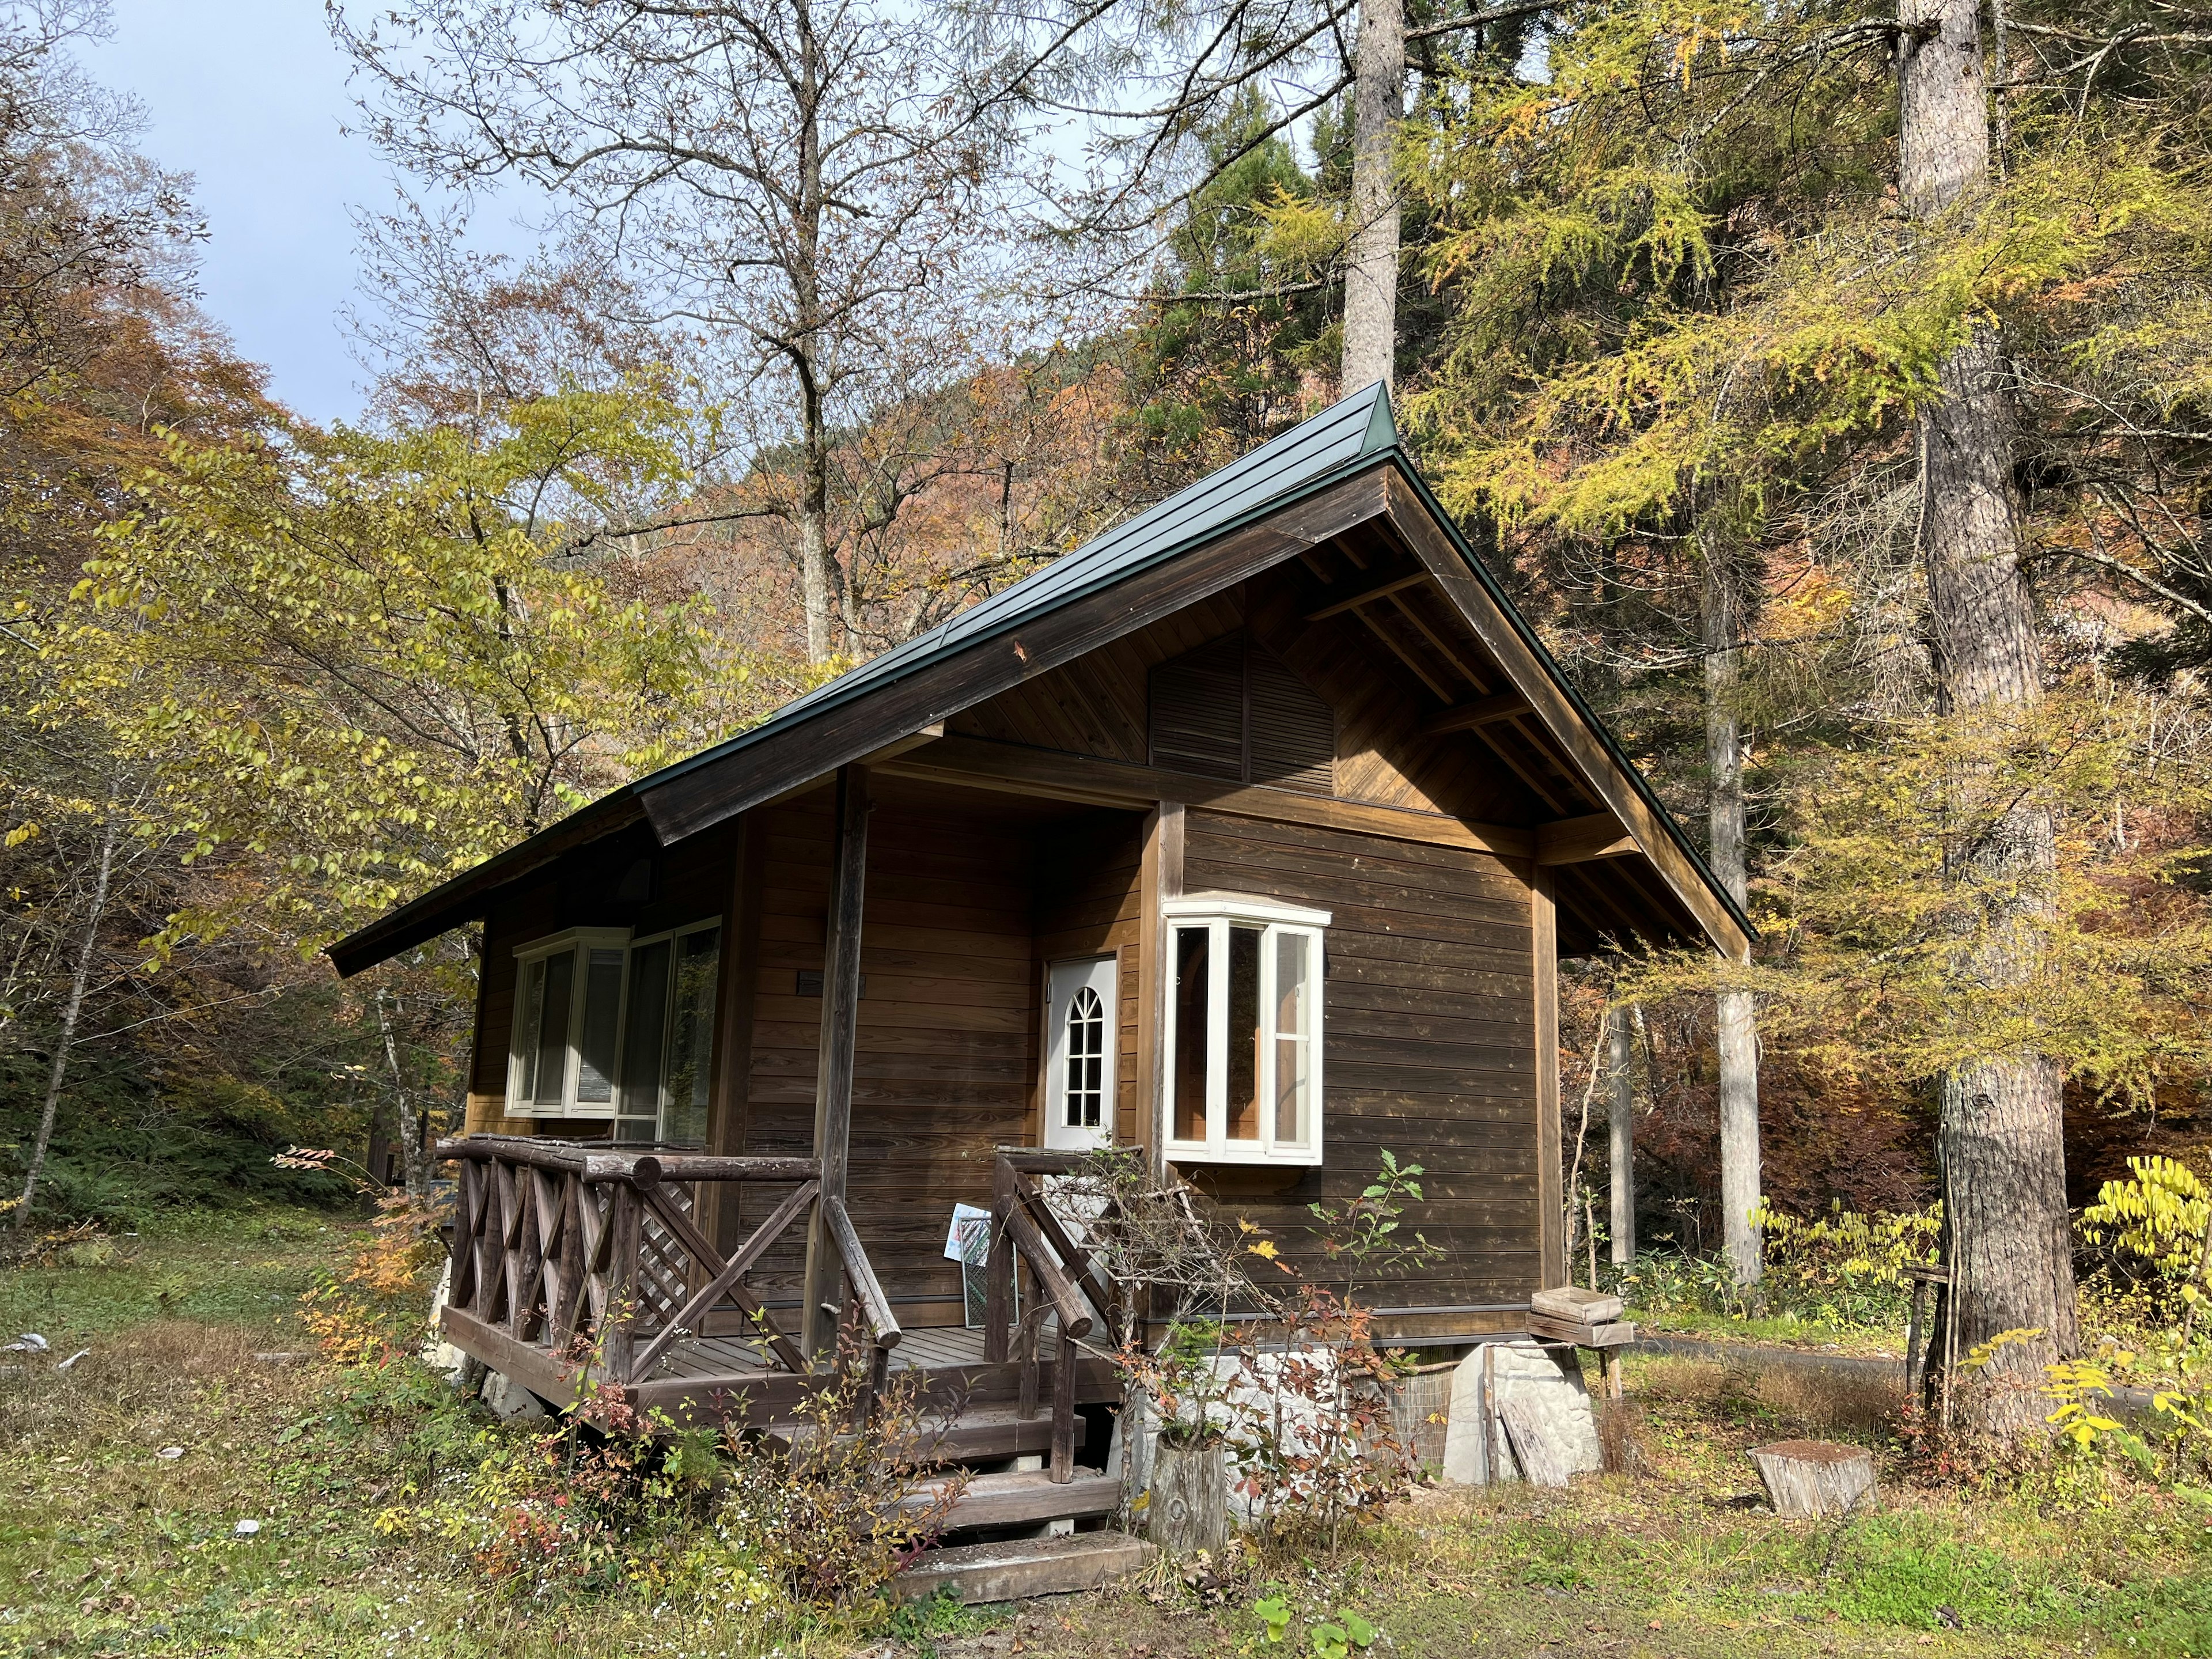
[81,1,540,424]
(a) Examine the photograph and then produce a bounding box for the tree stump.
[1749,1440,1876,1518]
[1146,1437,1229,1555]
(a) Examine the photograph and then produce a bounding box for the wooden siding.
[949,563,1534,830]
[1179,809,1544,1306]
[733,786,1043,1325]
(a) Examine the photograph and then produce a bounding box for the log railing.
[438,1136,902,1393]
[984,1149,1120,1483]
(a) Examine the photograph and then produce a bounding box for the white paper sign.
[943,1202,991,1263]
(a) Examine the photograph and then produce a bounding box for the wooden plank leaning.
[823,1195,903,1350]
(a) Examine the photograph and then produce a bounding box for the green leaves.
[56,385,753,955]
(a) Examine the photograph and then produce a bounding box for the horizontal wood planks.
[950,561,1538,834]
[736,786,1047,1317]
[1179,810,1544,1304]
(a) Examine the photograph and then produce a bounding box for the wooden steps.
[897,1531,1155,1604]
[763,1406,1088,1465]
[904,1468,1123,1529]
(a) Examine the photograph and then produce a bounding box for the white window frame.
[1159,892,1330,1167]
[504,918,722,1137]
[612,918,724,1145]
[505,927,632,1119]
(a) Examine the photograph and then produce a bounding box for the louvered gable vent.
[1148,631,1335,794]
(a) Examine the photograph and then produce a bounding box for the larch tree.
[1897,0,2078,1416]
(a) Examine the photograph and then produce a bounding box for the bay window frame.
[1159,892,1330,1167]
[506,927,632,1120]
[504,918,722,1142]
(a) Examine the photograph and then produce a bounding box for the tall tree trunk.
[1703,554,1762,1286]
[793,0,841,665]
[1608,1005,1637,1266]
[1900,0,2078,1426]
[377,988,431,1207]
[12,804,121,1238]
[1342,0,1403,393]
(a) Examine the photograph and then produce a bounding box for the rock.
[1749,1440,1876,1518]
[156,1446,185,1461]
[480,1369,550,1421]
[1441,1340,1603,1486]
[233,1518,261,1536]
[418,1260,465,1375]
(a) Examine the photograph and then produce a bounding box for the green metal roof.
[328,382,1751,974]
[639,381,1403,797]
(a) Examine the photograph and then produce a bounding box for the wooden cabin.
[329,385,1747,1543]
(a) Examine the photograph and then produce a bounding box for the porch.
[437,1136,1123,1486]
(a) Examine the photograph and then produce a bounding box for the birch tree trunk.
[377,988,432,1207]
[1899,0,2078,1429]
[1703,555,1762,1286]
[12,804,121,1238]
[1341,0,1404,393]
[1608,1007,1636,1266]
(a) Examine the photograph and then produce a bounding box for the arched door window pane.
[1063,985,1106,1130]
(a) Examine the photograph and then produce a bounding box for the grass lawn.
[3,1207,2210,1657]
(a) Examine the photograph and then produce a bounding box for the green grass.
[6,1207,2212,1657]
[0,1205,339,1346]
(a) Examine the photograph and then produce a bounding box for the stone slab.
[896,1532,1156,1604]
[1440,1339,1603,1486]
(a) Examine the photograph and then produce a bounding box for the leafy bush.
[1611,1201,1940,1332]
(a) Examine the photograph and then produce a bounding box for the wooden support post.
[1051,1325,1077,1483]
[1531,865,1566,1290]
[803,766,870,1364]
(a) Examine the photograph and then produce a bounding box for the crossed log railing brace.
[984,1149,1121,1484]
[438,1137,902,1397]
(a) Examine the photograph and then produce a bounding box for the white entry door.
[1044,955,1117,1152]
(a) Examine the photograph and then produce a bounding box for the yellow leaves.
[1247,1238,1281,1261]
[3,820,38,848]
[2083,1157,2212,1276]
[48,389,754,946]
[1252,188,1344,274]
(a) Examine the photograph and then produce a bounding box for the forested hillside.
[2,0,2208,1392]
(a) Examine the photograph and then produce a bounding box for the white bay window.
[1161,893,1328,1166]
[506,921,721,1144]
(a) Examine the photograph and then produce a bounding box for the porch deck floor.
[644,1321,1057,1382]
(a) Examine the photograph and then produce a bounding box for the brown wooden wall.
[1179,809,1543,1308]
[463,822,736,1136]
[726,785,1047,1324]
[1031,812,1145,1145]
[948,569,1536,828]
